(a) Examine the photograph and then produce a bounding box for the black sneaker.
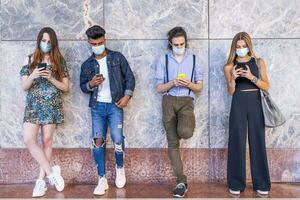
[173,183,188,198]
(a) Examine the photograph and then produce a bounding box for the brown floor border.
[0,148,299,184]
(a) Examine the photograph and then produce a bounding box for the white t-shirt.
[96,56,112,103]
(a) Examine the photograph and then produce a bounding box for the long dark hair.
[30,27,65,80]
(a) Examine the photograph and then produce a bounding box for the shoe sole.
[115,181,126,189]
[93,184,109,195]
[257,191,269,195]
[32,188,47,198]
[229,189,240,195]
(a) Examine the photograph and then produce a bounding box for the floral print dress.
[20,62,69,125]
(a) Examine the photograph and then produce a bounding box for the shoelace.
[49,176,59,186]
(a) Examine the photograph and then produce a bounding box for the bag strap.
[254,57,262,79]
[27,54,33,73]
[188,54,196,95]
[255,57,270,96]
[28,54,32,66]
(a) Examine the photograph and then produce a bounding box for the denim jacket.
[80,49,135,107]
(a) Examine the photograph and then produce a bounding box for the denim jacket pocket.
[83,67,95,77]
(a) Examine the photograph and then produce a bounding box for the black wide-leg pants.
[227,90,271,191]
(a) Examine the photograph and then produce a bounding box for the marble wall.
[0,0,299,149]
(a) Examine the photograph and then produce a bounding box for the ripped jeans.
[91,102,125,177]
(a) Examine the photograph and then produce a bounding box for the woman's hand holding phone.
[232,65,243,79]
[240,65,254,80]
[29,67,44,80]
[40,70,53,81]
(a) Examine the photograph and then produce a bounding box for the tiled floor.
[0,183,299,198]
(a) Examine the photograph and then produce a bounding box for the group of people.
[20,25,271,198]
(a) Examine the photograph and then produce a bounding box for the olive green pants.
[162,95,195,184]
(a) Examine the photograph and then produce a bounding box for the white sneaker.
[229,188,240,195]
[115,165,126,188]
[257,190,269,195]
[47,165,65,192]
[32,179,47,197]
[94,176,109,195]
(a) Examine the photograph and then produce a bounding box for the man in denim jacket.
[80,25,135,196]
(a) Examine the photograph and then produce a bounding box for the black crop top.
[234,57,259,90]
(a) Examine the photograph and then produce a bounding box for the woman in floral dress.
[20,27,69,197]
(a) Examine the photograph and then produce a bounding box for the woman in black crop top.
[223,32,271,196]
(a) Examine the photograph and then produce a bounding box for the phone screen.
[235,63,247,70]
[38,63,47,70]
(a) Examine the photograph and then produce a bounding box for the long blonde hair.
[225,32,257,66]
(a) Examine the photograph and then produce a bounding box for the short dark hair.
[167,26,188,50]
[86,25,106,39]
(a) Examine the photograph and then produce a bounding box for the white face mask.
[92,44,105,55]
[173,47,185,56]
[236,48,249,57]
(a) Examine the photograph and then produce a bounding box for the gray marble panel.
[0,41,93,148]
[209,40,231,148]
[0,39,208,148]
[104,0,208,39]
[1,0,103,40]
[209,0,300,39]
[0,41,3,148]
[0,41,35,148]
[209,39,300,148]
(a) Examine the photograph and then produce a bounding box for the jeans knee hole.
[114,143,123,153]
[93,138,105,148]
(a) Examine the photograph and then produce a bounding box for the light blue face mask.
[173,47,185,56]
[92,44,105,55]
[40,41,52,53]
[236,48,249,57]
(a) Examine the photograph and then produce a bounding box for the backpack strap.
[188,54,196,95]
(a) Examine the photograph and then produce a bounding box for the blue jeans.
[91,102,125,177]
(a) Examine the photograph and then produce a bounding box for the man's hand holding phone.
[89,74,105,88]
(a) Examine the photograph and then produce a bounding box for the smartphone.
[95,74,104,78]
[177,73,186,79]
[235,63,247,71]
[38,63,47,71]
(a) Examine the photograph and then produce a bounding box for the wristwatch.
[251,76,258,84]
